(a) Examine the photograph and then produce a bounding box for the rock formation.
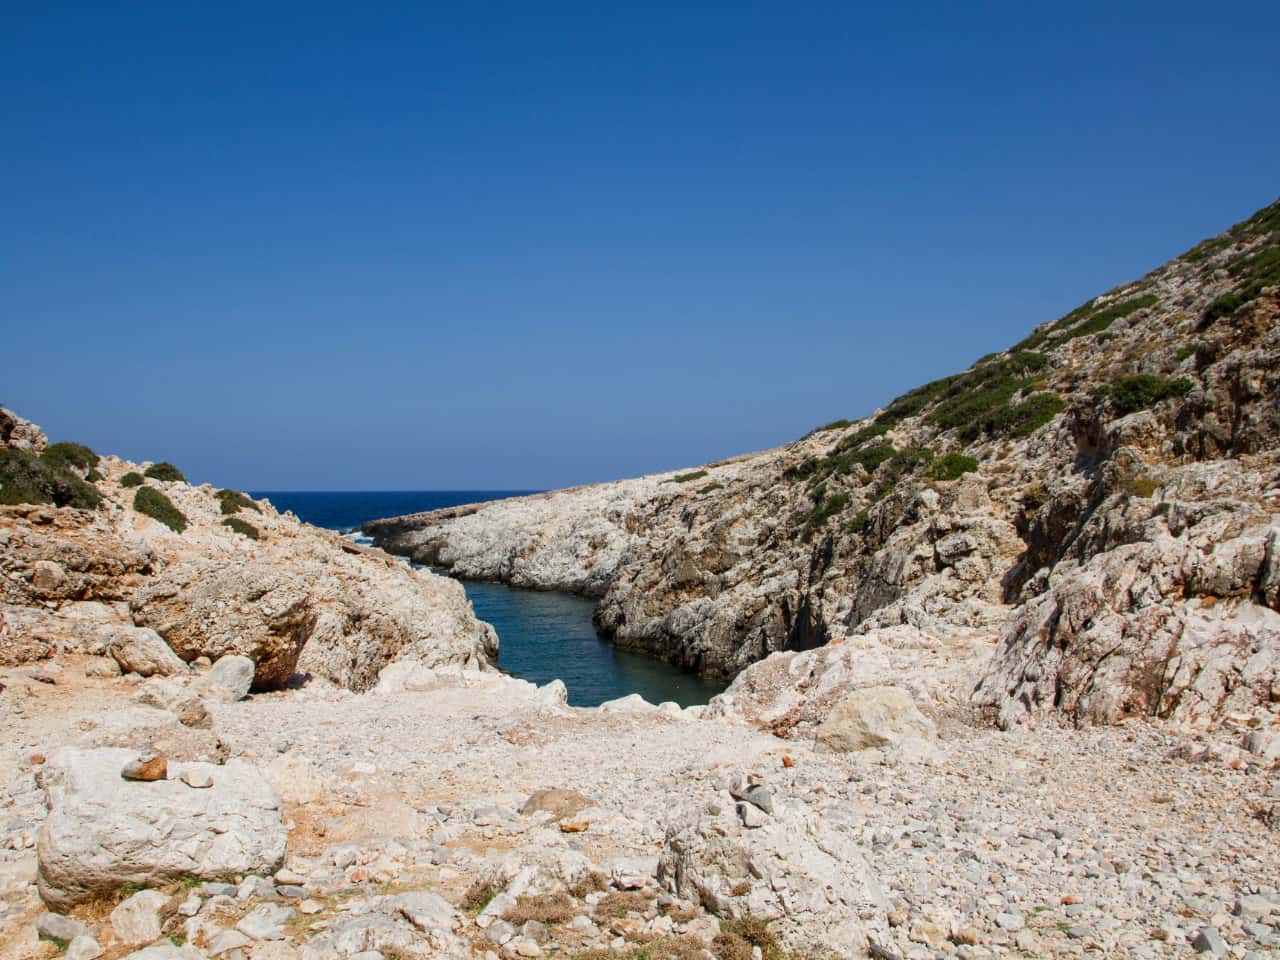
[0,424,498,691]
[369,197,1280,729]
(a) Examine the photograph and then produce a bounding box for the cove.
[253,490,726,708]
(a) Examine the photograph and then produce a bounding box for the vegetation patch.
[216,488,260,515]
[133,487,187,533]
[1060,293,1159,341]
[696,482,723,495]
[0,447,102,509]
[847,510,870,534]
[594,890,651,920]
[461,880,498,914]
[41,442,100,478]
[1196,202,1280,323]
[120,471,145,487]
[714,917,787,960]
[1128,476,1159,498]
[665,470,709,484]
[804,419,853,437]
[507,892,576,926]
[804,491,849,529]
[928,453,979,481]
[1101,374,1193,416]
[985,392,1066,438]
[222,517,259,540]
[144,462,186,483]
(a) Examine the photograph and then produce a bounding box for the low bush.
[594,890,652,919]
[133,486,187,533]
[1103,374,1194,415]
[461,881,498,914]
[119,471,145,487]
[144,461,186,483]
[216,488,260,515]
[928,452,979,481]
[222,517,259,540]
[666,470,709,484]
[1061,293,1159,341]
[805,491,849,529]
[41,442,100,477]
[714,917,786,960]
[1128,476,1159,498]
[806,418,852,435]
[847,510,870,534]
[507,892,575,925]
[0,448,102,509]
[696,482,723,494]
[991,392,1066,438]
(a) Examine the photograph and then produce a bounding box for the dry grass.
[569,934,708,960]
[461,880,499,914]
[593,890,652,919]
[508,892,576,925]
[567,872,608,898]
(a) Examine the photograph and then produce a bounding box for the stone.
[208,930,253,956]
[84,657,121,678]
[521,788,593,821]
[179,768,214,789]
[658,799,889,954]
[37,912,93,943]
[122,752,168,782]
[736,802,769,828]
[1193,925,1228,956]
[109,888,168,945]
[728,776,773,814]
[37,747,287,909]
[119,946,205,960]
[108,628,187,677]
[201,655,256,703]
[237,903,294,940]
[65,936,103,960]
[814,686,937,753]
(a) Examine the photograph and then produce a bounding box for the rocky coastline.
[0,197,1277,960]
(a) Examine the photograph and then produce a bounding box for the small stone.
[37,912,92,943]
[1193,926,1228,956]
[559,820,589,833]
[736,802,769,829]
[299,899,324,915]
[995,912,1025,932]
[121,752,167,782]
[208,929,254,956]
[237,903,294,940]
[513,938,543,957]
[109,889,167,945]
[179,768,214,789]
[486,920,517,945]
[177,893,201,917]
[65,936,103,960]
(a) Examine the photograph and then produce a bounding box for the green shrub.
[696,482,723,495]
[1128,476,1159,498]
[666,469,709,484]
[216,488,260,515]
[807,419,852,435]
[0,448,102,509]
[144,462,186,483]
[1062,293,1159,341]
[1174,344,1197,362]
[119,471,145,487]
[847,511,870,534]
[928,453,979,481]
[805,491,849,529]
[222,517,259,540]
[1103,374,1194,415]
[993,392,1066,437]
[133,486,187,532]
[41,442,100,476]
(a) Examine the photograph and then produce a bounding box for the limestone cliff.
[1,427,497,690]
[368,197,1280,727]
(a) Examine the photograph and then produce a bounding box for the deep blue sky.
[4,3,1277,490]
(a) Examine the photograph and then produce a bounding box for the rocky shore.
[0,197,1277,960]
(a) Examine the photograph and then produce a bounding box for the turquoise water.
[254,491,727,707]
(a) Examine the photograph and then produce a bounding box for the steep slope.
[1,415,497,689]
[368,198,1280,726]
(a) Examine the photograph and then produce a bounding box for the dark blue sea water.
[253,491,727,707]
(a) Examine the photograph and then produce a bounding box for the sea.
[251,491,727,708]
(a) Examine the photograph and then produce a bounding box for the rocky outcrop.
[36,748,287,909]
[0,422,498,691]
[0,407,47,454]
[658,796,891,955]
[368,198,1280,728]
[813,685,937,753]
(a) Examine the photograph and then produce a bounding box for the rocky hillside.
[368,197,1280,728]
[1,415,497,691]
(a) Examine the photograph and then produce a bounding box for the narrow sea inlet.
[253,490,727,707]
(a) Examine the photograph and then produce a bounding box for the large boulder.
[130,558,314,688]
[37,748,287,909]
[0,406,48,454]
[814,685,937,753]
[657,797,890,956]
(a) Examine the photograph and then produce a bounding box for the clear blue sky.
[4,3,1277,490]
